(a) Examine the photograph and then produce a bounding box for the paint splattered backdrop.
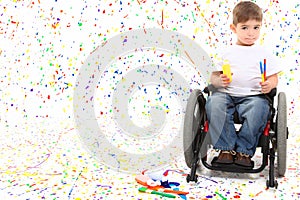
[0,0,299,199]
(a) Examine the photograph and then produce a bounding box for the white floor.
[0,103,299,200]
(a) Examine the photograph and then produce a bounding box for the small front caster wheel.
[186,175,190,183]
[266,180,278,189]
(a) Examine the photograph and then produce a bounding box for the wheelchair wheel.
[183,89,206,168]
[276,92,287,177]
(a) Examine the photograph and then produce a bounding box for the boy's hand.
[260,73,278,93]
[219,74,231,88]
[260,81,272,94]
[210,71,232,88]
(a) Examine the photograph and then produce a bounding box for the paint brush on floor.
[138,187,177,198]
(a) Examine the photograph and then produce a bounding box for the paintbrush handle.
[139,187,176,198]
[157,188,189,195]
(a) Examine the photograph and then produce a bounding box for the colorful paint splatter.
[0,0,299,199]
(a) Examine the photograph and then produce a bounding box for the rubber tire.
[276,92,287,177]
[183,89,206,168]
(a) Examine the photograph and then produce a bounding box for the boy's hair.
[232,1,263,25]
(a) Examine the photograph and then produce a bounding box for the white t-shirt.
[215,44,282,96]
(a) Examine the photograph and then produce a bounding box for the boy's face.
[230,19,262,46]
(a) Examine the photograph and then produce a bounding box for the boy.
[205,1,282,167]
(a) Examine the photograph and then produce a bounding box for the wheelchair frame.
[183,86,288,189]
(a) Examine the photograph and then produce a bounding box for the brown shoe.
[235,152,252,167]
[215,150,234,164]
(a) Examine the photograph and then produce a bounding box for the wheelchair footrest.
[211,157,254,171]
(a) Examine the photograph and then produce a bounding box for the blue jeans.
[205,92,270,156]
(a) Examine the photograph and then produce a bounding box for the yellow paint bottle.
[222,60,232,82]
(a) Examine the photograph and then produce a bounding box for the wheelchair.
[183,85,288,189]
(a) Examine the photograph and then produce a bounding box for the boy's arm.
[210,71,231,88]
[260,73,278,94]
